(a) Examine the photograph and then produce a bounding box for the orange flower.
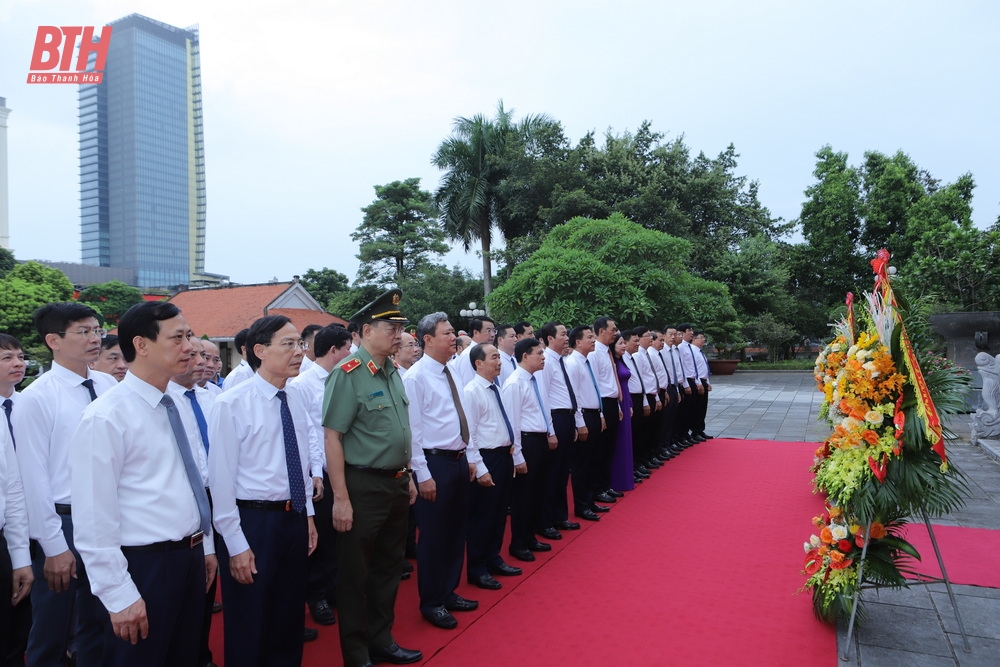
[829,551,845,563]
[862,430,880,446]
[820,527,834,544]
[829,506,843,520]
[869,523,887,539]
[830,558,854,571]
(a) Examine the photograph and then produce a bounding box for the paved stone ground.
[704,372,1000,666]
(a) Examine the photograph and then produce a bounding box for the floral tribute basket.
[804,250,971,623]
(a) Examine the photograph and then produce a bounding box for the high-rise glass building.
[79,14,215,288]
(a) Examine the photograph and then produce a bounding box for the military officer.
[323,289,422,667]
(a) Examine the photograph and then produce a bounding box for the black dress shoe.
[606,489,624,499]
[692,434,706,443]
[423,606,458,629]
[575,508,601,521]
[304,627,319,642]
[636,465,651,475]
[594,492,616,503]
[527,540,551,552]
[309,599,337,625]
[445,595,479,612]
[400,571,410,581]
[354,662,373,667]
[633,474,644,483]
[589,503,610,513]
[370,641,423,664]
[509,547,535,562]
[402,560,414,573]
[468,573,502,590]
[697,432,713,439]
[646,459,662,468]
[537,527,562,540]
[488,562,523,576]
[555,520,581,530]
[212,601,223,614]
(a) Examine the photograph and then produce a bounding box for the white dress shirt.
[634,347,659,392]
[463,375,525,478]
[588,341,618,399]
[623,351,645,395]
[541,347,584,428]
[503,366,549,447]
[678,341,698,380]
[222,359,254,391]
[666,346,686,387]
[69,372,212,614]
[647,347,670,391]
[208,373,316,558]
[289,362,330,475]
[167,381,215,487]
[12,361,117,556]
[564,350,602,411]
[1,424,30,570]
[694,346,711,381]
[201,381,223,396]
[498,350,517,387]
[447,343,479,392]
[403,356,467,484]
[299,355,314,373]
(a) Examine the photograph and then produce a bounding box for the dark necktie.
[510,357,516,370]
[687,344,698,378]
[82,378,98,401]
[657,351,671,384]
[530,375,551,432]
[3,398,13,447]
[488,384,515,444]
[160,395,212,534]
[669,348,683,386]
[628,355,646,394]
[558,357,578,411]
[443,366,470,445]
[584,358,603,417]
[276,390,307,513]
[183,389,210,453]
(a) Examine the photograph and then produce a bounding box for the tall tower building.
[79,14,212,288]
[0,97,10,250]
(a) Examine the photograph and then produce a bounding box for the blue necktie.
[183,389,210,453]
[3,398,14,448]
[585,358,602,417]
[530,375,551,432]
[276,390,306,513]
[81,378,98,401]
[160,395,212,534]
[669,348,683,386]
[558,357,578,411]
[488,384,515,444]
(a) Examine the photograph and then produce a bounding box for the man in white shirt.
[649,331,681,459]
[537,321,584,538]
[208,315,319,666]
[0,334,26,440]
[463,344,526,591]
[676,324,705,445]
[13,302,117,667]
[222,328,253,391]
[198,339,224,395]
[495,324,518,387]
[70,301,216,665]
[663,327,692,449]
[395,331,421,379]
[513,321,534,341]
[631,326,663,473]
[504,337,559,563]
[291,324,352,628]
[587,316,621,508]
[404,312,478,631]
[565,326,604,521]
[691,331,713,440]
[447,316,495,390]
[0,397,31,665]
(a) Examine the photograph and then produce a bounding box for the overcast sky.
[2,0,998,286]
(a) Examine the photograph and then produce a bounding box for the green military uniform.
[322,289,420,667]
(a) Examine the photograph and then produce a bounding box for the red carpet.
[210,439,839,666]
[900,523,1000,588]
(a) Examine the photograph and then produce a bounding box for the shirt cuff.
[39,534,70,558]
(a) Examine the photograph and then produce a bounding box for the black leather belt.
[423,448,466,459]
[55,503,72,515]
[347,464,411,478]
[551,408,574,415]
[521,431,547,437]
[122,531,204,552]
[237,499,293,511]
[581,408,600,415]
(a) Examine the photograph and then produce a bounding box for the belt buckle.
[394,468,404,479]
[189,531,204,548]
[284,500,291,512]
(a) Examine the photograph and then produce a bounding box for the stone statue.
[972,352,1000,438]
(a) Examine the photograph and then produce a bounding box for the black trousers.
[659,386,680,447]
[545,410,576,526]
[573,409,602,513]
[414,453,469,615]
[218,506,308,667]
[0,531,31,667]
[308,471,338,607]
[337,467,409,667]
[595,397,621,493]
[105,543,205,667]
[630,393,646,469]
[679,379,700,437]
[693,379,710,434]
[466,448,514,578]
[510,433,549,550]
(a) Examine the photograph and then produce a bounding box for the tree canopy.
[76,280,145,326]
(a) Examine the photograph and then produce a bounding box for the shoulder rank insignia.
[367,360,379,375]
[339,358,361,373]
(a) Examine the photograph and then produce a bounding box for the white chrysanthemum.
[865,410,883,424]
[810,534,821,548]
[831,525,849,541]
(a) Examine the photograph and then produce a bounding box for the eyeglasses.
[377,323,406,334]
[60,327,107,339]
[266,338,308,351]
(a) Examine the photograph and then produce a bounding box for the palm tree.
[432,101,550,298]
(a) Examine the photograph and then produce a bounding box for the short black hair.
[33,302,100,352]
[246,315,293,371]
[676,323,694,333]
[569,325,591,349]
[347,321,359,335]
[301,324,323,341]
[469,343,488,369]
[234,328,250,355]
[469,317,495,336]
[593,316,615,335]
[314,324,351,358]
[633,325,649,338]
[0,333,22,351]
[118,302,182,363]
[514,337,541,362]
[537,321,561,346]
[611,333,624,357]
[100,334,120,351]
[621,328,637,341]
[513,321,532,336]
[495,323,513,341]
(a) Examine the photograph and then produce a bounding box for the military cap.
[350,288,409,325]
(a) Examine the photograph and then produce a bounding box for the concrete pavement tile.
[853,603,952,656]
[856,643,957,666]
[865,584,934,608]
[931,593,1000,639]
[953,633,1000,667]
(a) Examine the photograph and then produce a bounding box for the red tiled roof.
[268,309,346,332]
[167,284,292,339]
